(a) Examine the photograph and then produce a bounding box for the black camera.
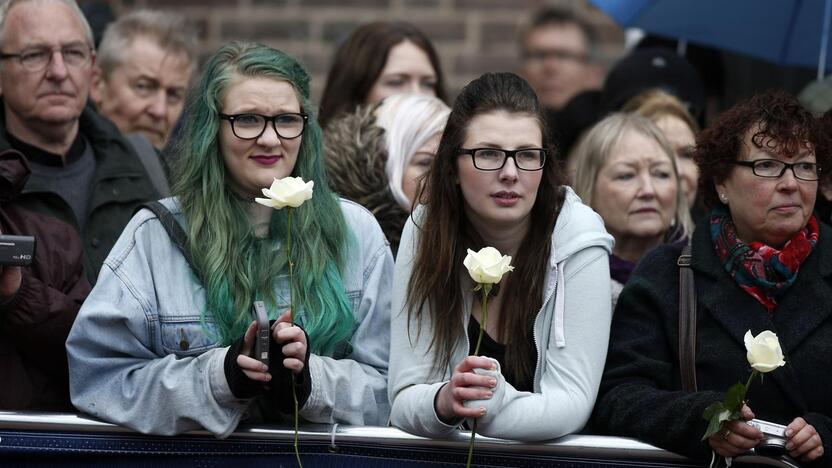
[0,235,35,266]
[748,419,788,457]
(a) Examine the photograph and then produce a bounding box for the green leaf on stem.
[703,416,724,441]
[703,401,725,421]
[702,405,733,441]
[723,382,746,410]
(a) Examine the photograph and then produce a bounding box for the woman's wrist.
[434,382,456,424]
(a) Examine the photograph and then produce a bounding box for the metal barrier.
[0,412,800,467]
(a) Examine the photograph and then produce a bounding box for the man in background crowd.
[92,10,198,195]
[93,10,197,151]
[519,7,603,112]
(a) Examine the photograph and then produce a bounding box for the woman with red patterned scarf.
[593,90,832,467]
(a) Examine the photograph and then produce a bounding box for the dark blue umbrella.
[590,0,832,79]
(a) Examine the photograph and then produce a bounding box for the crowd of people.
[1,0,831,466]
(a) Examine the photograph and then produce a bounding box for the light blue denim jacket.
[67,197,393,437]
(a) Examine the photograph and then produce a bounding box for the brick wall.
[84,0,625,102]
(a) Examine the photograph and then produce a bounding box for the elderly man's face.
[94,36,192,148]
[0,1,94,134]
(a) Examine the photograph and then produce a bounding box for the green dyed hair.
[172,41,355,354]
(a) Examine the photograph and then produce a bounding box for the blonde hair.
[572,112,693,236]
[374,93,450,209]
[622,88,699,133]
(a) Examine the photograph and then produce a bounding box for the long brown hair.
[319,21,447,127]
[406,72,566,384]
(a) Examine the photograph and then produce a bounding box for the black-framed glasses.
[219,113,308,140]
[458,147,547,171]
[0,44,92,72]
[731,159,820,181]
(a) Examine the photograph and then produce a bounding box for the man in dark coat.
[0,0,160,285]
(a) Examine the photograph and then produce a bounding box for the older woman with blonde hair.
[572,113,692,306]
[622,89,701,215]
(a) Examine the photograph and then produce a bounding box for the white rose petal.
[463,246,514,285]
[744,330,786,373]
[254,176,314,209]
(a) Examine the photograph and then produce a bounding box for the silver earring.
[719,193,728,203]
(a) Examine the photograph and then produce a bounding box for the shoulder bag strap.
[677,244,698,392]
[126,133,171,197]
[138,201,199,281]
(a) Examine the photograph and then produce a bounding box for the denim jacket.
[67,197,393,437]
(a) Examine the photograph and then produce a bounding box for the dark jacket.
[0,150,90,410]
[594,217,832,467]
[0,105,161,284]
[324,105,406,256]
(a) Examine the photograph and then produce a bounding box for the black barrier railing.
[0,412,801,467]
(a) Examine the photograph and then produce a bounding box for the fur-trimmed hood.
[324,105,408,256]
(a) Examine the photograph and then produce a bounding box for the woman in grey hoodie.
[388,72,614,441]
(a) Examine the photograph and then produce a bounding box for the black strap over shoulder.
[677,244,697,392]
[139,201,197,277]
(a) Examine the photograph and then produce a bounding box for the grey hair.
[571,112,693,237]
[97,9,199,78]
[0,0,94,50]
[373,93,450,210]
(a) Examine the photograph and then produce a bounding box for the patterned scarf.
[710,206,818,313]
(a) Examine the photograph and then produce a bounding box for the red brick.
[220,21,309,41]
[454,0,534,9]
[454,53,520,75]
[303,0,389,6]
[480,20,521,49]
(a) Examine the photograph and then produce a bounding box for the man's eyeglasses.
[458,148,547,171]
[522,48,589,64]
[0,45,92,72]
[731,159,820,181]
[219,113,308,140]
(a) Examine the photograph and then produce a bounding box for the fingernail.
[786,443,793,450]
[488,378,497,387]
[786,429,793,437]
[480,408,487,416]
[485,391,493,398]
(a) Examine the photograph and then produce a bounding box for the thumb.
[276,309,294,324]
[240,321,257,355]
[0,266,22,297]
[741,404,755,420]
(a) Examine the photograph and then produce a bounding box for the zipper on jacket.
[532,263,558,391]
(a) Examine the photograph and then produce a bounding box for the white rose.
[463,247,514,285]
[255,176,314,209]
[744,330,786,373]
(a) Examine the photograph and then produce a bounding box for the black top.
[467,315,534,392]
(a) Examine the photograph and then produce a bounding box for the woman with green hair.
[66,42,393,436]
